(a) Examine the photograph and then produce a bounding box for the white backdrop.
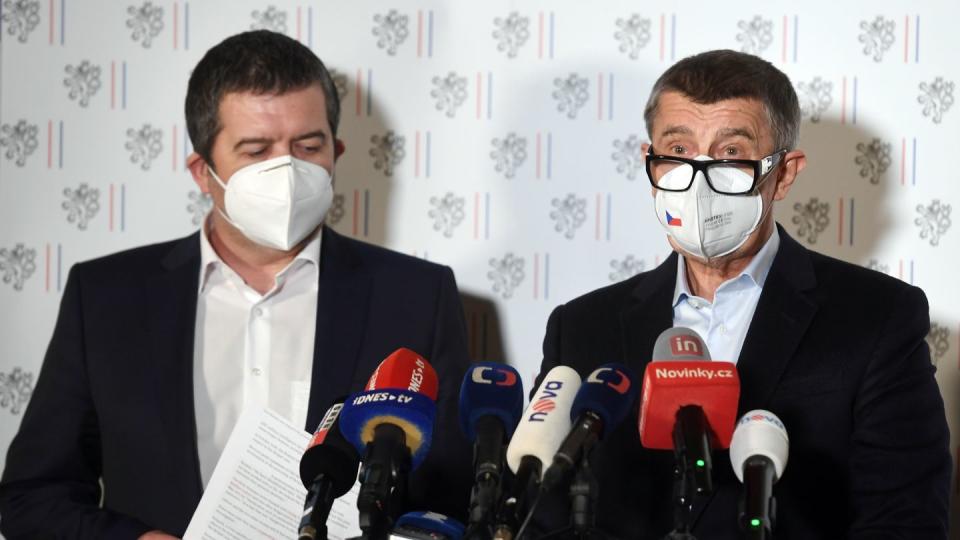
[1,0,957,535]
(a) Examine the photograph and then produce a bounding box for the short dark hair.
[643,49,801,151]
[185,30,340,165]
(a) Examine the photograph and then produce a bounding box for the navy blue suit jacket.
[0,227,474,539]
[535,226,951,539]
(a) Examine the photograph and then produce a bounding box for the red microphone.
[639,326,740,530]
[639,329,740,450]
[364,347,439,400]
[338,348,440,538]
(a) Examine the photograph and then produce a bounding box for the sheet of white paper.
[184,406,362,540]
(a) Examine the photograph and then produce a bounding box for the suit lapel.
[305,227,372,431]
[153,233,203,500]
[690,226,818,528]
[734,227,818,414]
[621,252,677,376]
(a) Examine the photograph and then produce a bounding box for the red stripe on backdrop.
[840,77,847,124]
[900,138,906,185]
[414,131,421,177]
[538,12,544,59]
[417,11,423,57]
[659,15,665,61]
[837,197,844,245]
[473,193,479,239]
[476,73,482,119]
[355,69,362,116]
[536,133,542,179]
[533,254,540,300]
[782,16,788,63]
[352,190,359,236]
[904,15,909,63]
[297,7,302,42]
[173,2,178,50]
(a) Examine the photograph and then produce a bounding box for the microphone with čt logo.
[458,362,524,539]
[339,348,440,539]
[638,327,740,537]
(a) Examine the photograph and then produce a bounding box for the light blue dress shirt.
[672,228,780,364]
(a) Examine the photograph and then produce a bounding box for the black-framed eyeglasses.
[645,148,787,195]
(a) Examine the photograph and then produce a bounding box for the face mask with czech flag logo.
[653,155,764,260]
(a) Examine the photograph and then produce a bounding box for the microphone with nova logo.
[729,410,789,540]
[458,362,524,539]
[297,397,361,540]
[339,348,439,539]
[496,365,581,540]
[391,511,467,540]
[638,327,740,538]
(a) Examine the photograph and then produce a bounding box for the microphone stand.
[356,424,411,540]
[663,405,713,540]
[539,456,614,540]
[465,416,506,540]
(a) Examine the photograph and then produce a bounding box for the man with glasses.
[534,50,950,538]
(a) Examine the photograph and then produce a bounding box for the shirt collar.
[672,226,780,306]
[197,216,323,294]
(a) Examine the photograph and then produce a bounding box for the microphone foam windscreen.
[394,511,466,540]
[506,365,581,474]
[365,347,439,401]
[300,397,360,496]
[459,362,524,442]
[729,409,789,482]
[339,389,437,469]
[652,326,712,362]
[569,363,638,439]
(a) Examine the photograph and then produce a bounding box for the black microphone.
[298,397,361,540]
[729,410,789,540]
[540,364,638,493]
[458,362,524,538]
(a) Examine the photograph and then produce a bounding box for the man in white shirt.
[0,30,473,539]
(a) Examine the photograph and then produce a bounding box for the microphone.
[339,348,440,538]
[498,365,581,538]
[730,410,789,540]
[298,397,361,540]
[458,363,524,536]
[391,511,467,540]
[639,327,740,490]
[540,364,638,492]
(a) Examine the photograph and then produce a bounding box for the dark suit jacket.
[535,226,951,539]
[0,227,474,539]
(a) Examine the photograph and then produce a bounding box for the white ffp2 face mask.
[208,155,333,251]
[654,155,765,260]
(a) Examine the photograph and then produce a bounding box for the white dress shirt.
[672,228,780,364]
[192,220,321,487]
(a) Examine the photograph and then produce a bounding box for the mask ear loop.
[206,166,244,232]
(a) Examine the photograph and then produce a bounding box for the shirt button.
[254,307,264,317]
[251,367,262,376]
[719,324,727,334]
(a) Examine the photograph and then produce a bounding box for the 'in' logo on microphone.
[670,335,703,357]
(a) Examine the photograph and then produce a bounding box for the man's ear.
[334,139,346,161]
[187,152,212,193]
[773,149,807,201]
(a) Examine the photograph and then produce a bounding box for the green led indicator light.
[695,459,705,467]
[750,519,761,528]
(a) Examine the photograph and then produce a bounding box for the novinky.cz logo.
[654,367,735,380]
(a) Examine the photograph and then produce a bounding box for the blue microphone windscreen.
[339,389,437,470]
[458,362,524,442]
[570,363,638,439]
[395,511,466,540]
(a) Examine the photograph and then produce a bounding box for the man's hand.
[138,531,180,540]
